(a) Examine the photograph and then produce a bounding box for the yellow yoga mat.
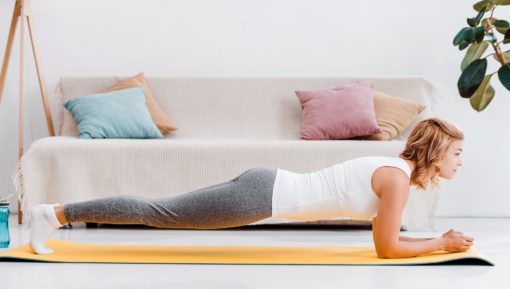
[0,240,494,265]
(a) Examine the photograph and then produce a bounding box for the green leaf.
[470,74,495,112]
[453,27,485,50]
[459,41,470,50]
[463,28,476,43]
[454,27,472,45]
[462,42,490,71]
[504,29,510,44]
[467,17,478,27]
[475,26,486,42]
[476,9,486,22]
[504,51,510,62]
[493,19,510,34]
[494,0,510,5]
[468,9,486,27]
[458,58,488,98]
[498,64,510,91]
[474,0,493,11]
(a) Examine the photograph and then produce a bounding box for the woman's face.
[437,139,463,179]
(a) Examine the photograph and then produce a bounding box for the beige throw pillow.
[368,90,425,140]
[102,72,178,134]
[60,72,177,136]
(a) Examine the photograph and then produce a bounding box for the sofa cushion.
[60,72,178,137]
[103,72,178,134]
[367,90,426,140]
[296,82,381,140]
[63,87,163,139]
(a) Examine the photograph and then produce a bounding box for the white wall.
[0,0,508,216]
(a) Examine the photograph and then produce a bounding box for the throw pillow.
[60,72,178,137]
[367,90,426,140]
[63,87,164,139]
[103,72,178,134]
[295,82,381,140]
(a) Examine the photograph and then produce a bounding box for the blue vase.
[0,202,10,249]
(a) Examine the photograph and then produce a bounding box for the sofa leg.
[86,222,98,228]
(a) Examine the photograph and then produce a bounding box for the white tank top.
[271,156,412,221]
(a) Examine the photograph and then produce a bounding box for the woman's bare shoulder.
[371,167,410,198]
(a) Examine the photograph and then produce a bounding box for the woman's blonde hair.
[400,117,464,190]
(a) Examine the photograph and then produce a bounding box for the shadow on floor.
[72,222,377,231]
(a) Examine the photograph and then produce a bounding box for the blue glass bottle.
[0,202,10,249]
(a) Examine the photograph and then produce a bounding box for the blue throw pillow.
[64,87,163,139]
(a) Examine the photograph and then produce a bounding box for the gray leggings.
[64,167,278,229]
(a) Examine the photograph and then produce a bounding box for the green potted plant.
[453,0,510,112]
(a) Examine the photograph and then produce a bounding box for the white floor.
[0,215,509,289]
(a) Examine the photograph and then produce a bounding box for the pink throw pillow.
[296,82,381,140]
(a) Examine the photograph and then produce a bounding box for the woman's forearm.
[382,238,444,259]
[398,236,436,242]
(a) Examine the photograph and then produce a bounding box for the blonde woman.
[29,117,473,258]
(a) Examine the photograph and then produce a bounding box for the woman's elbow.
[377,251,399,259]
[376,246,399,259]
[377,251,395,259]
[376,250,390,259]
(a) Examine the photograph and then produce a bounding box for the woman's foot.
[29,204,63,254]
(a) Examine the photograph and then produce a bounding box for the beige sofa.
[14,76,440,230]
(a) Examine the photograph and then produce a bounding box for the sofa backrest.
[56,76,439,140]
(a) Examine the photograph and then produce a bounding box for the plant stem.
[486,7,507,65]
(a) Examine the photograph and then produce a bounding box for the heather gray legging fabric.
[63,167,278,229]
